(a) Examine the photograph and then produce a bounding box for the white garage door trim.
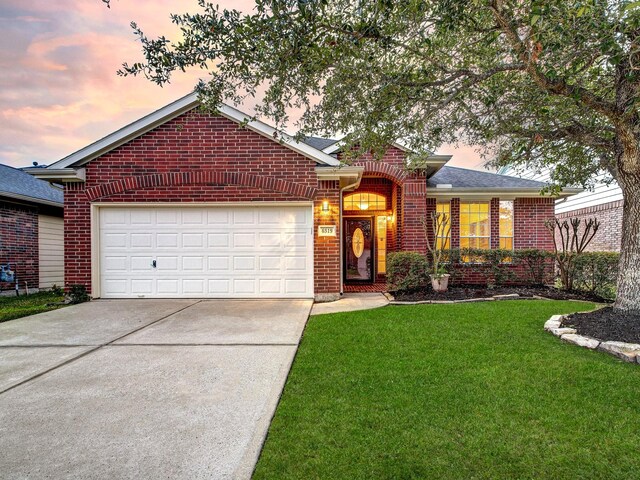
[91,202,314,299]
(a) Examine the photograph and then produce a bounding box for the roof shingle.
[0,164,63,205]
[427,166,547,190]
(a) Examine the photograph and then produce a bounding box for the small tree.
[422,211,451,278]
[545,217,600,291]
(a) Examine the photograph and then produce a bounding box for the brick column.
[64,183,92,292]
[314,180,341,301]
[450,198,460,249]
[400,177,427,253]
[490,198,500,249]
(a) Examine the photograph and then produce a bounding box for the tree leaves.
[119,0,639,188]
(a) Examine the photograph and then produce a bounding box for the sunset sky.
[0,0,485,169]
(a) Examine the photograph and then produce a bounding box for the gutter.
[339,175,363,296]
[428,186,583,199]
[0,192,63,208]
[25,168,86,183]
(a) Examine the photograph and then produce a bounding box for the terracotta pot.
[430,274,450,293]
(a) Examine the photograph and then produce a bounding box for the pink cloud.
[0,0,486,171]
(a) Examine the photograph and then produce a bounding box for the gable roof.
[428,166,582,197]
[45,92,340,170]
[0,164,63,207]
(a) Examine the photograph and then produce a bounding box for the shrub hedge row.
[387,249,619,298]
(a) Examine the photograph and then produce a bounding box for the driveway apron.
[0,298,311,479]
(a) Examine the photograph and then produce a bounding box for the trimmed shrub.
[512,249,555,286]
[432,248,554,287]
[573,252,619,300]
[386,252,429,292]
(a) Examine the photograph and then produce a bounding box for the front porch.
[343,282,388,293]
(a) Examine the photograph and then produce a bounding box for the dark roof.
[428,166,547,189]
[0,163,63,206]
[302,136,339,151]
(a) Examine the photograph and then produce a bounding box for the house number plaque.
[318,225,337,237]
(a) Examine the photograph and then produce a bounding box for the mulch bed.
[392,285,609,303]
[563,307,640,344]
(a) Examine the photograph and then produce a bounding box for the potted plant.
[423,211,452,293]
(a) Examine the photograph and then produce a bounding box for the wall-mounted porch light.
[321,200,330,214]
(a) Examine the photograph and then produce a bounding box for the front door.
[344,218,374,283]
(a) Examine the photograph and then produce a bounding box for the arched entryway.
[342,177,399,287]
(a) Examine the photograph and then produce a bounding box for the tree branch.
[488,1,621,123]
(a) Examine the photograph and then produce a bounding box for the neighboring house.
[498,165,622,252]
[0,164,64,293]
[30,93,578,300]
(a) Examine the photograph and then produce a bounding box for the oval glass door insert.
[352,228,364,258]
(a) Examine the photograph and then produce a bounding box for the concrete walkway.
[0,299,311,479]
[311,292,390,315]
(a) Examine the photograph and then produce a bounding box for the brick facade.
[64,110,339,297]
[0,201,38,291]
[426,196,555,286]
[63,109,562,297]
[556,200,623,252]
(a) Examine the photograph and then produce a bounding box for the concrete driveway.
[0,298,311,479]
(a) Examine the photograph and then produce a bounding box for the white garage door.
[98,205,314,298]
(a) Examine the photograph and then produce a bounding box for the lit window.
[436,201,451,250]
[343,193,386,211]
[460,202,490,261]
[499,200,514,250]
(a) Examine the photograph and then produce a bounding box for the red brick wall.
[490,198,500,249]
[315,180,341,296]
[450,197,555,285]
[514,197,555,250]
[0,201,38,291]
[64,110,340,296]
[556,200,623,252]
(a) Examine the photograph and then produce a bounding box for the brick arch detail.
[85,171,318,201]
[355,161,409,185]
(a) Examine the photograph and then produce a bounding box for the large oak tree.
[119,0,640,312]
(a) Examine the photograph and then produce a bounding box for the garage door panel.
[131,279,153,294]
[131,257,153,271]
[130,210,152,224]
[208,233,230,248]
[154,279,177,295]
[208,257,229,270]
[208,279,230,294]
[130,233,152,248]
[157,233,178,248]
[100,205,313,298]
[156,210,178,225]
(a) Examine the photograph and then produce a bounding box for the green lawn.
[254,300,640,480]
[0,291,66,323]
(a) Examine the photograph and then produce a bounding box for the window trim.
[459,201,491,253]
[498,200,514,251]
[435,201,451,250]
[343,192,387,211]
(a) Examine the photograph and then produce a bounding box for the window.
[459,202,490,250]
[343,192,386,211]
[436,201,451,249]
[499,200,514,250]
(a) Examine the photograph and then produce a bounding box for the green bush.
[572,252,619,300]
[432,248,553,287]
[512,249,555,286]
[386,252,429,292]
[68,284,91,304]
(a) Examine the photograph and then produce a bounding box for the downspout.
[339,176,362,295]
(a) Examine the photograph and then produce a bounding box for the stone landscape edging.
[388,293,550,305]
[544,314,640,364]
